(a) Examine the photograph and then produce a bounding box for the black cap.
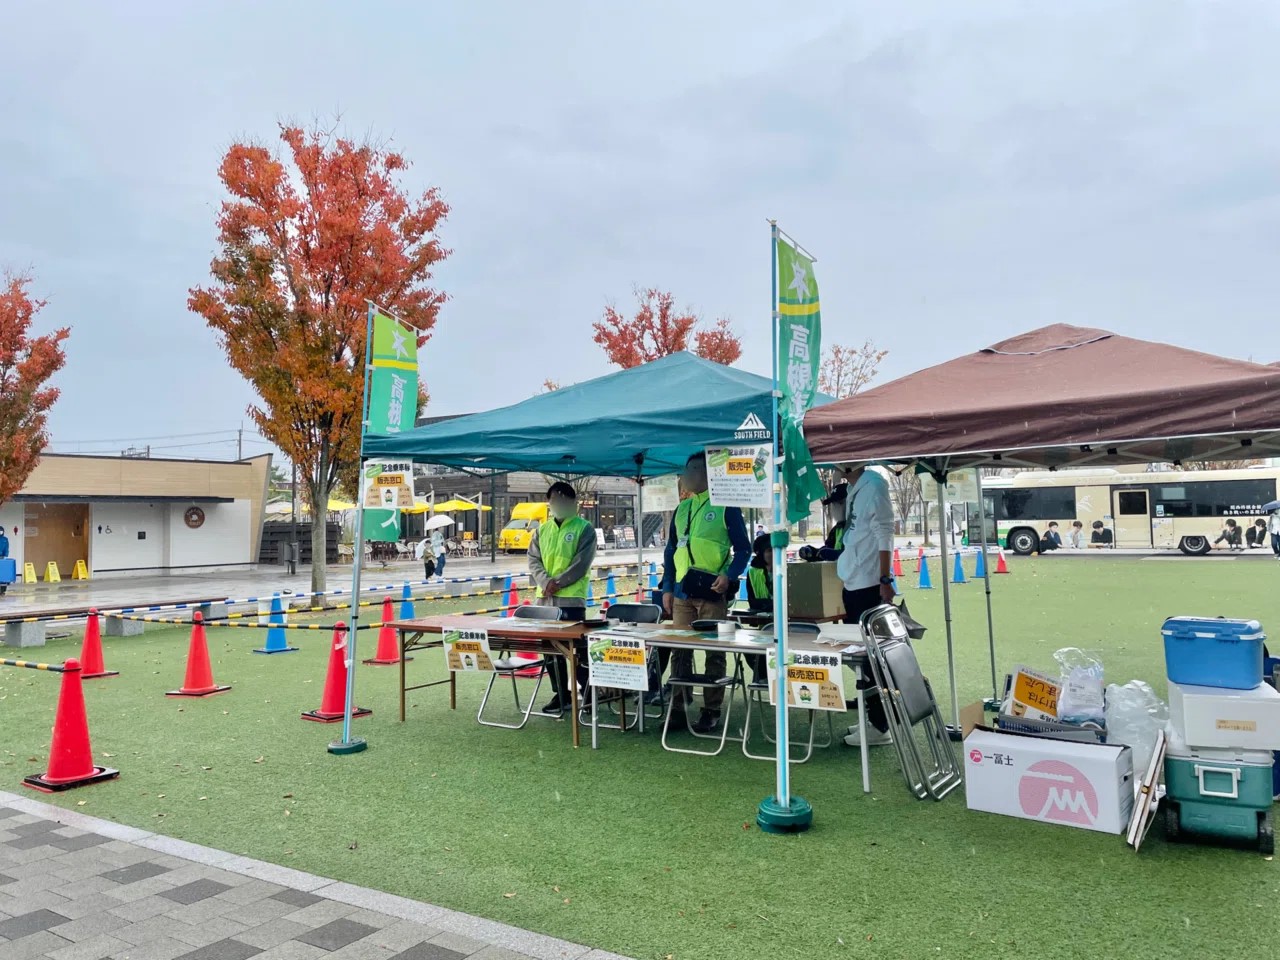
[821,482,848,506]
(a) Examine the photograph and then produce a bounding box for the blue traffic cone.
[606,572,617,603]
[952,552,968,584]
[892,577,901,597]
[254,592,298,654]
[587,579,596,608]
[738,577,748,602]
[973,549,987,579]
[918,558,933,590]
[648,563,659,592]
[399,581,414,621]
[500,575,513,618]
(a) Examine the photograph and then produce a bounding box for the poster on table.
[443,628,495,672]
[361,459,414,543]
[706,444,772,509]
[766,647,846,711]
[587,631,649,691]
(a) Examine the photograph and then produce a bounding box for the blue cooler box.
[1162,616,1265,690]
[0,558,15,588]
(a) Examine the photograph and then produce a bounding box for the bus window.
[999,487,1077,520]
[1117,491,1149,516]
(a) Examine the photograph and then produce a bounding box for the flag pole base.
[327,737,368,756]
[946,725,964,742]
[756,795,813,834]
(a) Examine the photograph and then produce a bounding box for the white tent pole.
[975,470,999,703]
[936,476,960,729]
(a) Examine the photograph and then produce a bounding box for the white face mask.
[550,500,577,521]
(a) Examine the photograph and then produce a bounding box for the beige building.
[0,454,271,579]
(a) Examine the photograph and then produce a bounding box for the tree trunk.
[310,508,328,597]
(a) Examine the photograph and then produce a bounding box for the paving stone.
[173,939,262,960]
[0,871,18,886]
[282,899,355,928]
[45,932,132,960]
[109,936,192,960]
[315,883,444,926]
[161,879,234,905]
[114,915,196,947]
[0,889,70,915]
[219,859,330,892]
[103,860,172,885]
[338,907,397,931]
[47,833,110,852]
[234,919,313,950]
[269,889,322,909]
[134,836,237,867]
[5,820,60,838]
[218,898,297,928]
[294,918,378,951]
[428,932,487,956]
[0,930,73,960]
[0,907,71,939]
[466,948,536,960]
[169,915,250,948]
[366,920,440,953]
[110,894,185,923]
[50,909,131,942]
[5,833,60,851]
[166,898,243,926]
[0,808,22,820]
[214,880,286,906]
[389,943,468,960]
[327,939,416,960]
[251,943,327,960]
[56,892,132,921]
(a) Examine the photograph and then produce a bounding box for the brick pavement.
[0,792,630,960]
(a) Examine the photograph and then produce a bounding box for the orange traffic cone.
[892,548,904,579]
[303,624,371,723]
[364,597,411,665]
[994,548,1011,574]
[79,609,118,679]
[24,659,119,792]
[166,612,230,697]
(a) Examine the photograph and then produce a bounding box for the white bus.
[976,466,1280,556]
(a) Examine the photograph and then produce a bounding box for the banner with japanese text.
[766,646,847,711]
[367,310,418,436]
[775,235,826,521]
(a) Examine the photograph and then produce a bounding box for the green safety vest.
[537,516,593,598]
[674,493,731,582]
[748,565,771,600]
[832,525,845,551]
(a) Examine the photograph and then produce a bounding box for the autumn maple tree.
[189,123,449,593]
[818,340,888,399]
[0,272,69,507]
[593,287,741,368]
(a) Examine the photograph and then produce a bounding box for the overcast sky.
[3,1,1278,462]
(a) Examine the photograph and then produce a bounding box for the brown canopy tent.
[803,324,1280,728]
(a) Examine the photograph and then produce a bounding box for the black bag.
[681,568,728,602]
[896,599,927,641]
[423,557,437,578]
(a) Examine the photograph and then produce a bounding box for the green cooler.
[1164,738,1274,854]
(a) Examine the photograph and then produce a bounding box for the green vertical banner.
[366,311,419,436]
[776,236,826,522]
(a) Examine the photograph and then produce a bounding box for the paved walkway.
[0,792,630,960]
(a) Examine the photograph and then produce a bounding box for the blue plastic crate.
[1162,616,1265,690]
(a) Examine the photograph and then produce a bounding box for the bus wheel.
[1008,528,1038,556]
[1179,536,1211,556]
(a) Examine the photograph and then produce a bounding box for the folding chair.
[583,603,663,731]
[741,622,836,763]
[859,604,962,800]
[476,605,558,729]
[661,620,748,756]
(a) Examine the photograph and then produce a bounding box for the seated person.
[816,482,848,561]
[1247,518,1267,548]
[1066,519,1085,549]
[1039,521,1063,552]
[1089,520,1114,547]
[1214,518,1243,550]
[745,533,772,683]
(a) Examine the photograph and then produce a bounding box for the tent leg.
[937,480,961,736]
[975,471,999,706]
[490,474,497,565]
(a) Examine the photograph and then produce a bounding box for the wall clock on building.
[184,507,206,529]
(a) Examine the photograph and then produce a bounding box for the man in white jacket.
[835,465,897,747]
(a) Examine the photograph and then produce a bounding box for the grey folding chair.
[741,622,836,763]
[859,604,962,800]
[582,603,663,730]
[476,605,558,729]
[661,620,748,756]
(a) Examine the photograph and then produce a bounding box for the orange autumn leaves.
[593,287,741,369]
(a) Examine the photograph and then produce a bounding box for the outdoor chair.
[741,622,836,764]
[582,603,663,732]
[475,605,559,730]
[661,619,748,757]
[859,604,963,801]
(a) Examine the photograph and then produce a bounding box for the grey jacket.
[527,517,597,609]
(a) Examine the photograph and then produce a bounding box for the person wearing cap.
[527,481,597,715]
[661,451,752,734]
[835,464,896,747]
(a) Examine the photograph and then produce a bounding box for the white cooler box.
[1169,681,1280,751]
[964,728,1134,835]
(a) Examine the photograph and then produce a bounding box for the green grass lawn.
[3,558,1277,960]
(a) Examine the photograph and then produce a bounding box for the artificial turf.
[2,557,1277,960]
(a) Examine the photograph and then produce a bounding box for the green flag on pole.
[775,237,826,523]
[366,311,419,436]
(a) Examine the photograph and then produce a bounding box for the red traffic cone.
[916,546,925,573]
[24,659,119,793]
[166,612,230,697]
[79,609,118,679]
[994,548,1011,574]
[364,598,411,665]
[892,548,904,579]
[303,623,371,723]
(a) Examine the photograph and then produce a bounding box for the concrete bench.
[105,616,145,637]
[3,621,46,648]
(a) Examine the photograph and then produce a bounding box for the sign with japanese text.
[366,309,419,436]
[706,444,772,510]
[587,631,649,691]
[776,239,821,426]
[766,646,846,711]
[642,475,680,514]
[361,460,413,543]
[443,628,494,673]
[920,469,979,504]
[1008,665,1060,720]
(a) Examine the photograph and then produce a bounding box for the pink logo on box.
[968,749,984,764]
[1018,760,1098,826]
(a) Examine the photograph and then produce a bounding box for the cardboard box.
[1169,681,1280,751]
[964,728,1134,834]
[786,562,843,620]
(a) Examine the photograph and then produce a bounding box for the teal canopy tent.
[364,352,791,477]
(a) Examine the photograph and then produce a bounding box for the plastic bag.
[1054,647,1105,725]
[1104,680,1169,778]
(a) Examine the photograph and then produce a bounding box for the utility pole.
[237,425,243,461]
[290,461,299,576]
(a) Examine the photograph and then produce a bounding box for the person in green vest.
[661,452,752,734]
[745,533,773,684]
[528,481,597,715]
[817,482,848,560]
